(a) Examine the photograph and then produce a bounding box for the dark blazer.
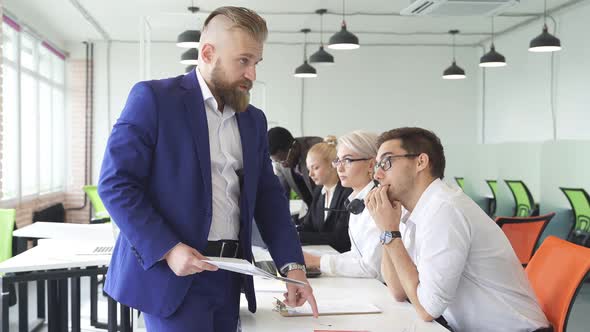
[98,71,303,317]
[298,182,353,253]
[274,136,322,206]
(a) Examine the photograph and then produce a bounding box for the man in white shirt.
[365,127,550,332]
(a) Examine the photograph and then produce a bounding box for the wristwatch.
[380,230,402,245]
[280,262,307,276]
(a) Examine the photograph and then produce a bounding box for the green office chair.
[559,187,590,247]
[83,185,110,223]
[455,177,465,190]
[486,180,498,217]
[505,180,539,217]
[0,208,17,306]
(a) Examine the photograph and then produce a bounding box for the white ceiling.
[2,0,579,47]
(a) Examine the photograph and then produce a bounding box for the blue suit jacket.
[99,70,304,317]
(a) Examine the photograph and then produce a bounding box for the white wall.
[480,1,590,143]
[85,41,480,176]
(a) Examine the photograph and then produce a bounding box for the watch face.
[380,231,391,244]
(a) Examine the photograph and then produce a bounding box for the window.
[1,17,66,201]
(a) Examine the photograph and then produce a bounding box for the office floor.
[7,277,590,331]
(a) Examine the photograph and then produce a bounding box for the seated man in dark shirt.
[268,126,321,207]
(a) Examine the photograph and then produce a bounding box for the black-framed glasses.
[331,157,370,168]
[374,154,419,173]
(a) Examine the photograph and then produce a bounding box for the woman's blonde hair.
[308,135,338,164]
[337,131,378,158]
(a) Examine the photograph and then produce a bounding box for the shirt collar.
[348,181,376,202]
[195,68,236,116]
[402,178,444,225]
[321,183,337,196]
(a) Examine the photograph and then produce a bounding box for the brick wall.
[64,59,92,223]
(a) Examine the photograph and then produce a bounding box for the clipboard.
[273,298,382,317]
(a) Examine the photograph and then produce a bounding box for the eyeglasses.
[374,154,419,173]
[331,157,370,168]
[273,142,296,166]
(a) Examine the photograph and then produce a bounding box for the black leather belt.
[203,240,240,258]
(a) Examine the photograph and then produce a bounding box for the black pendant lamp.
[328,0,359,50]
[176,5,201,49]
[480,17,506,68]
[294,29,317,78]
[442,30,466,80]
[529,0,561,53]
[180,48,198,65]
[309,9,335,65]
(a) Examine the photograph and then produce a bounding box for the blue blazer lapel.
[181,72,212,214]
[235,110,256,222]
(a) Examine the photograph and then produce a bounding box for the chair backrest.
[486,179,498,200]
[454,177,465,190]
[559,187,590,234]
[526,236,590,332]
[496,212,554,265]
[83,185,109,219]
[0,209,16,262]
[32,203,65,223]
[505,180,536,217]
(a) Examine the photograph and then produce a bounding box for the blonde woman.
[303,131,383,280]
[299,136,353,253]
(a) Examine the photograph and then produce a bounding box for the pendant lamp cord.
[303,31,308,61]
[320,13,324,46]
[491,17,495,45]
[544,0,547,26]
[453,34,455,62]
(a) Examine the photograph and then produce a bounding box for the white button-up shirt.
[320,181,383,281]
[195,69,243,241]
[400,179,549,332]
[322,184,337,221]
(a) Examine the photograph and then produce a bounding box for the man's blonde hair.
[203,6,268,43]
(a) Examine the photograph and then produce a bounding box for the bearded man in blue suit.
[98,6,318,331]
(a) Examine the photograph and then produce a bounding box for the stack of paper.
[204,257,306,286]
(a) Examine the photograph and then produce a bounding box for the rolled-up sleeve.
[415,203,471,318]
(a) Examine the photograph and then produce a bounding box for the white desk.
[241,277,447,332]
[0,240,111,274]
[13,222,114,243]
[0,240,127,332]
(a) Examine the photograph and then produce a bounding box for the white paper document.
[283,301,382,317]
[204,257,307,286]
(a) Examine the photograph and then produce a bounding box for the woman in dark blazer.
[298,136,352,253]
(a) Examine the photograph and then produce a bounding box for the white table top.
[0,239,111,274]
[240,277,447,332]
[13,222,115,242]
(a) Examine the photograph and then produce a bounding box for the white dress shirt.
[399,179,549,332]
[320,181,383,281]
[195,69,243,241]
[322,184,336,221]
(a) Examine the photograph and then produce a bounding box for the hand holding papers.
[204,257,307,286]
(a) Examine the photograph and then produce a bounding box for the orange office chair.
[496,212,554,266]
[526,236,590,332]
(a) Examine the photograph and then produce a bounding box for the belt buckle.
[219,241,239,258]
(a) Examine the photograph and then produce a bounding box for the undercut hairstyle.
[203,6,268,43]
[377,127,445,179]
